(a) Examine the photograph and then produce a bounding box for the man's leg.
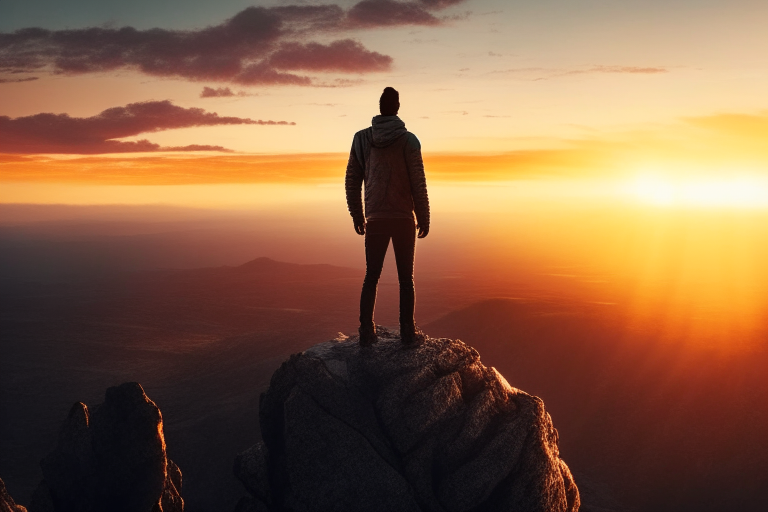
[360,220,390,335]
[391,219,417,338]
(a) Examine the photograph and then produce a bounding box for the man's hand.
[354,220,366,236]
[417,224,429,239]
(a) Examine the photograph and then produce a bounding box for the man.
[345,87,430,347]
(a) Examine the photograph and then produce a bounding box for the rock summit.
[235,329,580,512]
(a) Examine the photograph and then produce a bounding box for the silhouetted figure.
[345,87,430,346]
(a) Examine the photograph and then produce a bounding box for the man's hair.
[379,87,400,116]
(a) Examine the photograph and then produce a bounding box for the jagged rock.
[233,444,270,504]
[235,330,580,512]
[1,477,27,512]
[30,383,183,512]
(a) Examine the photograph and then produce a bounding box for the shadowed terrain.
[1,253,507,511]
[2,209,767,511]
[427,298,768,511]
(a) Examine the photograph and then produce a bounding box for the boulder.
[30,383,183,512]
[235,329,579,512]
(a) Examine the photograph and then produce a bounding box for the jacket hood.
[371,115,407,147]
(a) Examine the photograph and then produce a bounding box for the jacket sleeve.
[405,133,430,230]
[345,135,365,224]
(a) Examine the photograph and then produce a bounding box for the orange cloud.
[1,111,766,186]
[0,153,347,185]
[0,100,294,154]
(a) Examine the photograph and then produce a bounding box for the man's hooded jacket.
[345,115,430,230]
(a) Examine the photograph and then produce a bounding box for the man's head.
[379,87,400,116]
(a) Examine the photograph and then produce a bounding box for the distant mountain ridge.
[155,257,359,281]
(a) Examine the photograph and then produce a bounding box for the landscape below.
[3,332,581,512]
[1,213,767,511]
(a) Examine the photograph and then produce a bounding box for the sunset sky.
[1,0,766,207]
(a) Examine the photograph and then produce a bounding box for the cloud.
[313,77,366,88]
[0,153,349,185]
[346,0,441,27]
[201,86,237,98]
[269,40,391,72]
[491,65,669,80]
[200,86,256,98]
[0,0,468,86]
[542,65,668,80]
[0,76,38,83]
[3,111,767,184]
[0,100,294,154]
[564,65,668,76]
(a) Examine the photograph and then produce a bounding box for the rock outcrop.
[1,477,27,512]
[234,329,580,512]
[29,382,183,512]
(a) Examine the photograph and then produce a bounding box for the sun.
[626,174,768,208]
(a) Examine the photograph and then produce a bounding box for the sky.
[1,0,766,185]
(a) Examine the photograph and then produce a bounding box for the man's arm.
[345,137,366,235]
[405,133,430,238]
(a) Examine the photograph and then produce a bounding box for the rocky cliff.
[2,332,579,512]
[28,382,183,512]
[234,329,580,512]
[1,477,27,512]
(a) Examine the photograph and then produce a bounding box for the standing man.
[345,87,430,347]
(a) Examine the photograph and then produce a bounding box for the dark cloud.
[0,100,294,154]
[200,86,256,98]
[269,40,391,72]
[418,0,467,7]
[0,0,469,85]
[201,86,237,98]
[0,76,38,83]
[270,5,347,33]
[347,0,440,27]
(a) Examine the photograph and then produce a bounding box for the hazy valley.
[2,207,767,511]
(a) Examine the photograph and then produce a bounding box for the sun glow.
[626,175,768,208]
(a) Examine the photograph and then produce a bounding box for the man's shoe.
[359,325,378,347]
[401,326,424,345]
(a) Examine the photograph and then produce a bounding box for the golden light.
[626,174,768,208]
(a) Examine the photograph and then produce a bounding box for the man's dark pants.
[360,218,416,333]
